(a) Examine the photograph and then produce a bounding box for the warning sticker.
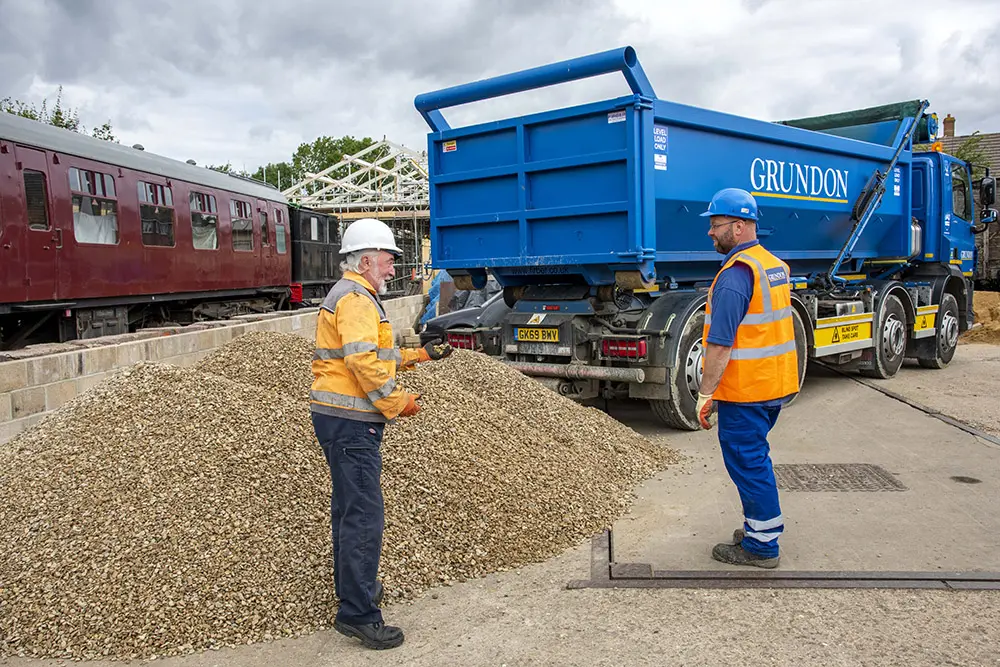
[815,322,872,348]
[527,313,547,325]
[443,140,457,153]
[607,110,626,124]
[914,313,936,332]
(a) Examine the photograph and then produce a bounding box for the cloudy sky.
[1,0,997,175]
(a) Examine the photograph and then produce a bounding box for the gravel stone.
[0,333,678,660]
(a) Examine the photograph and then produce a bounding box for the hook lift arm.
[814,100,929,291]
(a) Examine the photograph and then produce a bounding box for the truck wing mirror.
[980,175,996,206]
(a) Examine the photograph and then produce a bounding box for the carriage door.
[14,146,60,302]
[256,199,276,285]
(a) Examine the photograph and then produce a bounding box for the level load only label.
[653,124,668,171]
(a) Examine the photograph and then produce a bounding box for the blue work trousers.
[311,412,385,626]
[717,401,784,558]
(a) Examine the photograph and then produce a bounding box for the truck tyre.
[783,307,809,406]
[918,293,960,369]
[859,294,907,379]
[648,309,703,431]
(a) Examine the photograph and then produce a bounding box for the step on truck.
[414,46,998,430]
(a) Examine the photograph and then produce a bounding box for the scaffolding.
[283,139,431,297]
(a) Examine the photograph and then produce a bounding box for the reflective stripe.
[745,529,782,543]
[736,252,772,314]
[377,348,402,363]
[746,515,784,531]
[313,342,379,360]
[321,276,388,320]
[730,339,797,360]
[367,377,397,403]
[705,306,792,327]
[310,389,379,412]
[315,344,401,363]
[741,306,792,325]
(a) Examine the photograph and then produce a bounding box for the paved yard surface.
[4,344,1000,667]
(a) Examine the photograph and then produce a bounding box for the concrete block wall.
[0,294,425,446]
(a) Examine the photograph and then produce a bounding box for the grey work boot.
[712,540,780,569]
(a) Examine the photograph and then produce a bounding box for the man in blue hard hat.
[696,187,800,568]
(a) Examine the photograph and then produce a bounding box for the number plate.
[514,327,559,343]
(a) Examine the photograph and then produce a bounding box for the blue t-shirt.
[706,240,790,406]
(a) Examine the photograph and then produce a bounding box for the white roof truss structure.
[282,139,429,212]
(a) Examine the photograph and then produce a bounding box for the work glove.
[696,392,716,430]
[399,393,422,417]
[421,338,454,361]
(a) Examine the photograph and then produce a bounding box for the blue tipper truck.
[413,46,998,430]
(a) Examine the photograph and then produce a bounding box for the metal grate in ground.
[773,463,907,492]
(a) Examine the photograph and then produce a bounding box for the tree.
[952,131,992,179]
[248,135,381,191]
[1,86,118,142]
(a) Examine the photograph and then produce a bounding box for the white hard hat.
[340,218,403,256]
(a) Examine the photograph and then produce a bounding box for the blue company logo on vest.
[749,158,850,204]
[766,267,788,287]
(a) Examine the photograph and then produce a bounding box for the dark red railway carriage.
[0,112,309,350]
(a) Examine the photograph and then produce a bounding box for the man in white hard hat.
[309,218,452,650]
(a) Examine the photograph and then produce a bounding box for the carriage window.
[275,209,286,254]
[230,199,253,251]
[190,191,218,250]
[260,210,269,245]
[69,167,118,244]
[23,170,50,230]
[137,181,175,247]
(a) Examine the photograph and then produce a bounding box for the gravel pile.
[197,330,316,399]
[0,333,677,661]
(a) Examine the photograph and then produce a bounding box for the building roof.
[0,111,286,204]
[937,130,1000,173]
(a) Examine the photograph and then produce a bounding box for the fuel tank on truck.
[414,46,937,289]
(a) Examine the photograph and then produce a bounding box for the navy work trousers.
[311,411,385,626]
[717,401,784,558]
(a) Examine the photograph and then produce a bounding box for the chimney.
[943,114,955,138]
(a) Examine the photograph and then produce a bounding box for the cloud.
[1,0,998,172]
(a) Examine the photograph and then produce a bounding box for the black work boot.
[712,541,780,569]
[333,619,404,650]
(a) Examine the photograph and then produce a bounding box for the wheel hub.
[941,312,959,349]
[883,314,906,358]
[685,339,704,399]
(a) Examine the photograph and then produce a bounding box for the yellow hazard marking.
[914,313,936,332]
[751,191,848,204]
[916,305,937,315]
[924,253,934,258]
[816,313,873,326]
[815,322,873,347]
[950,259,963,265]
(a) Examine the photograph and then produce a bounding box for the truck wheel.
[918,293,960,369]
[782,307,809,405]
[649,309,703,431]
[859,294,907,379]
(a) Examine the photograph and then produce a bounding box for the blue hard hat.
[700,188,760,222]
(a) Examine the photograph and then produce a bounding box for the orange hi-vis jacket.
[310,272,427,422]
[702,243,800,403]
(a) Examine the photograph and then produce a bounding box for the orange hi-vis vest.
[310,272,425,423]
[702,243,800,403]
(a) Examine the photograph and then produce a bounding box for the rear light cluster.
[601,338,647,359]
[447,332,477,350]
